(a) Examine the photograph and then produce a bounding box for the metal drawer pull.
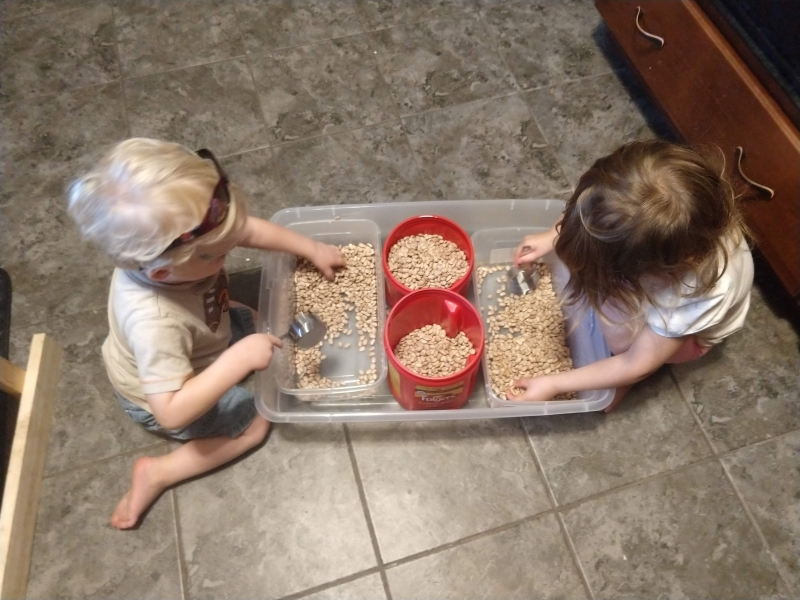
[636,7,665,48]
[735,146,774,199]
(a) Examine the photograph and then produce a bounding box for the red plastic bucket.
[384,289,485,410]
[382,215,475,306]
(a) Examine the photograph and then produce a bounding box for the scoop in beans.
[394,324,476,378]
[292,243,379,389]
[478,263,576,400]
[388,234,468,290]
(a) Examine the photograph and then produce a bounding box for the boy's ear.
[148,268,170,281]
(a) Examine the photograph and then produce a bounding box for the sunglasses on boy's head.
[163,148,231,253]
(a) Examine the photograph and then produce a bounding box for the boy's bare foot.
[111,456,167,530]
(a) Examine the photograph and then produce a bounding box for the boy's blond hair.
[67,138,247,270]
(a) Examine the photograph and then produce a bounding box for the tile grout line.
[362,23,438,201]
[668,369,800,460]
[42,440,169,480]
[666,364,796,585]
[277,566,385,600]
[398,88,520,123]
[108,3,132,138]
[717,427,800,458]
[169,489,190,600]
[519,418,596,600]
[517,68,621,96]
[377,454,723,574]
[717,458,796,592]
[668,366,719,455]
[227,1,295,214]
[670,367,798,592]
[518,418,559,510]
[665,366,797,583]
[382,511,557,571]
[558,454,719,512]
[472,6,523,96]
[217,114,403,159]
[120,53,248,83]
[555,513,596,600]
[342,424,392,600]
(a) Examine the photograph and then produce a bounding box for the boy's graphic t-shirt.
[646,238,754,346]
[102,268,233,411]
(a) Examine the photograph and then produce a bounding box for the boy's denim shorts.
[115,306,258,441]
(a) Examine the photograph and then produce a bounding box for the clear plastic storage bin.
[259,219,387,400]
[256,200,614,423]
[471,227,614,411]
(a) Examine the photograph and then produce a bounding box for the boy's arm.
[507,326,685,402]
[146,333,281,430]
[238,216,345,280]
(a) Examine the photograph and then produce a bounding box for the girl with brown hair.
[509,140,754,411]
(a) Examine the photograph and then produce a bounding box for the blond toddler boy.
[68,138,343,529]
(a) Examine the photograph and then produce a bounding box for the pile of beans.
[293,243,379,388]
[478,263,576,400]
[387,234,468,290]
[394,324,476,378]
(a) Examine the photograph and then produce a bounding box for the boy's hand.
[506,376,558,402]
[310,241,346,281]
[241,333,283,372]
[514,229,558,267]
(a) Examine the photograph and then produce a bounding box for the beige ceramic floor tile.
[349,419,551,563]
[672,287,800,452]
[386,514,587,600]
[177,424,376,599]
[525,368,712,505]
[299,573,387,600]
[125,58,268,156]
[115,0,244,77]
[723,430,800,595]
[10,308,158,475]
[27,446,181,599]
[563,460,789,599]
[403,94,570,200]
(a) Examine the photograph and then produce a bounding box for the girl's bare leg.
[111,416,269,529]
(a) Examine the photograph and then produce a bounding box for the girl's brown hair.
[554,140,748,320]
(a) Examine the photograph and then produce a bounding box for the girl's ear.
[148,268,170,281]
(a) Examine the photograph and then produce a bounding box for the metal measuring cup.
[280,312,327,348]
[506,246,541,296]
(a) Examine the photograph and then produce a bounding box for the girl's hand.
[514,229,558,267]
[310,242,346,280]
[506,376,559,402]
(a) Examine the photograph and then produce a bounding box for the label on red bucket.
[389,361,470,410]
[414,381,464,405]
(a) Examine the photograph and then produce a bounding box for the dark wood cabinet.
[596,0,800,299]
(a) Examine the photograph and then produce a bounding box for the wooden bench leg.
[0,334,63,600]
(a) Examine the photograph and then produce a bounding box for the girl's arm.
[239,216,345,279]
[507,326,685,402]
[514,219,560,266]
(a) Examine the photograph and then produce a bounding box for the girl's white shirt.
[646,238,754,345]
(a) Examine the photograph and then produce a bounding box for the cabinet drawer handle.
[636,7,665,48]
[735,146,774,199]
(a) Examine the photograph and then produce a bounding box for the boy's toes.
[110,493,136,529]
